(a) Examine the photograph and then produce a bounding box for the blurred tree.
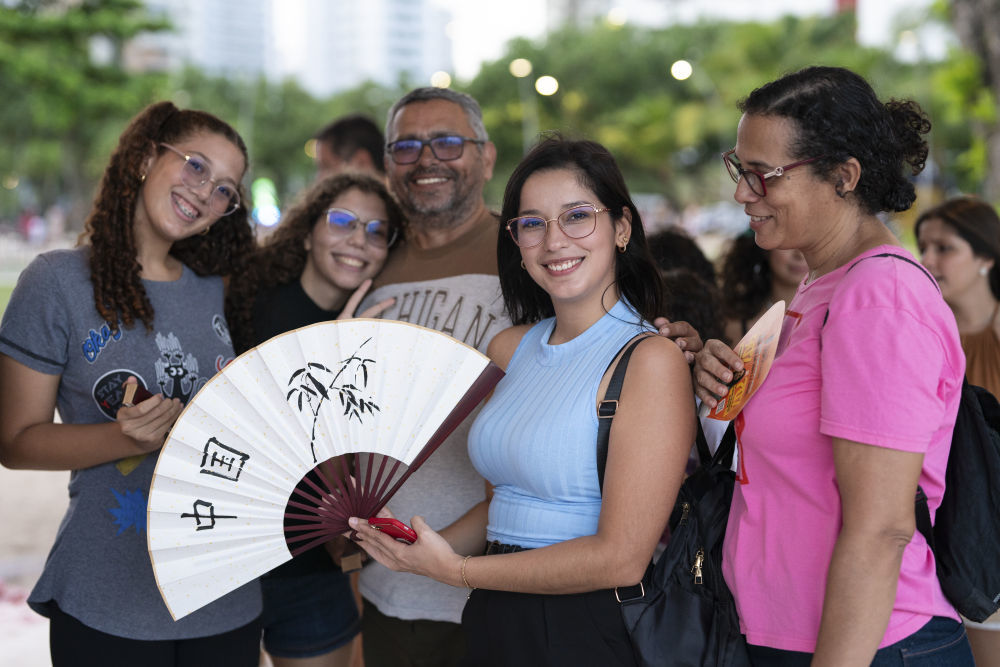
[465,12,940,212]
[948,0,1000,199]
[1,3,992,235]
[0,0,169,226]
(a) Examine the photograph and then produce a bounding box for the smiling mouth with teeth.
[546,258,582,272]
[335,255,365,268]
[173,194,199,219]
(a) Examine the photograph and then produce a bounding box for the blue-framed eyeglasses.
[326,208,398,248]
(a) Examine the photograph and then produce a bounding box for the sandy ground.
[0,466,69,667]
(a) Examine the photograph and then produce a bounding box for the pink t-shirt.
[722,245,964,652]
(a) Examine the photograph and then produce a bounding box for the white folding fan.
[146,319,503,620]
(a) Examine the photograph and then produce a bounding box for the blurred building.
[124,0,452,97]
[291,0,452,97]
[127,0,273,78]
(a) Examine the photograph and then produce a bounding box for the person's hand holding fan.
[146,319,502,619]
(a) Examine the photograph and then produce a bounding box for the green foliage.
[0,0,168,219]
[465,11,935,208]
[0,2,996,227]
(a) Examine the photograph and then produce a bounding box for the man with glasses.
[355,86,506,667]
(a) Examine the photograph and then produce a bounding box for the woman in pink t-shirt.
[694,66,973,666]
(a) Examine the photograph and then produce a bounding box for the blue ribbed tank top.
[467,299,649,548]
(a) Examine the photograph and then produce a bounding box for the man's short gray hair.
[384,87,489,145]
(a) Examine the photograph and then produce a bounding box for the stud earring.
[981,265,990,277]
[140,172,147,183]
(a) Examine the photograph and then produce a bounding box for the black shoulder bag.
[597,337,750,667]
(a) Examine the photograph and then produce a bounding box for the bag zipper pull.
[692,549,704,585]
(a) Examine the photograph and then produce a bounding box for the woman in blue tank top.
[350,137,696,666]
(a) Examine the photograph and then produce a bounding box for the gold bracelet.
[461,555,474,590]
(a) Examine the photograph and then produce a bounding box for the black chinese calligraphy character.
[180,499,237,531]
[199,437,250,482]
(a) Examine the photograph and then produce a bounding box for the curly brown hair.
[227,172,405,353]
[79,100,254,332]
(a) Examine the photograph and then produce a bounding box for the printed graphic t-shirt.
[0,248,261,640]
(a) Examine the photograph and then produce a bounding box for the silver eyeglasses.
[506,204,610,248]
[159,143,241,216]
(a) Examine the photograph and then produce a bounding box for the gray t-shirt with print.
[0,248,261,640]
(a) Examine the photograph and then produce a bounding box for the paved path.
[0,466,68,666]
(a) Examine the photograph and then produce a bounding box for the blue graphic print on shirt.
[82,323,123,363]
[108,488,148,535]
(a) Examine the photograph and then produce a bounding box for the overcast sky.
[433,0,940,79]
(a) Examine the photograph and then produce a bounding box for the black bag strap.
[823,252,939,326]
[915,485,934,551]
[596,335,655,492]
[826,251,942,551]
[596,335,716,492]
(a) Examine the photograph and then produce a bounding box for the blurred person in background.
[0,101,261,666]
[916,195,1000,664]
[314,114,386,178]
[647,227,725,344]
[718,230,808,344]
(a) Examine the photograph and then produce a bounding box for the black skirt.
[460,587,637,667]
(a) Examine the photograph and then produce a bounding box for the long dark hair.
[80,100,253,332]
[739,66,930,214]
[719,232,772,323]
[497,136,663,325]
[227,172,405,353]
[916,196,1000,300]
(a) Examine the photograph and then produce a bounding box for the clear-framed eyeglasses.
[506,204,610,248]
[326,207,399,249]
[159,143,241,216]
[386,135,485,165]
[722,149,823,197]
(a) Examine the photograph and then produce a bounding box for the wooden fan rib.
[367,362,504,518]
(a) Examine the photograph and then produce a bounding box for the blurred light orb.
[304,138,318,159]
[607,8,627,26]
[509,58,533,78]
[254,205,281,228]
[535,75,559,96]
[2,176,18,190]
[430,71,452,88]
[671,60,693,81]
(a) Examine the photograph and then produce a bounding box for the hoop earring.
[200,226,211,236]
[617,240,628,253]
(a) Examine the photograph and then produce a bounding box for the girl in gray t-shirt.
[0,101,261,666]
